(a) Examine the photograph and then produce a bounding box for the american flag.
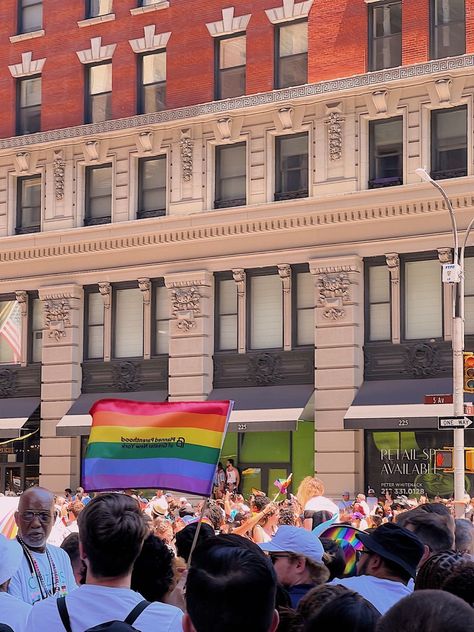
[0,301,22,363]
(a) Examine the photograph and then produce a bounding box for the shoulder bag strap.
[124,600,151,625]
[56,596,73,632]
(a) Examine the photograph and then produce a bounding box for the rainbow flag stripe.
[82,399,233,496]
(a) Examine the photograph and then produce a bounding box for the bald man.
[9,487,76,605]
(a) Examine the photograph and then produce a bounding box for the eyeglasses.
[356,549,371,562]
[20,511,52,524]
[269,553,293,564]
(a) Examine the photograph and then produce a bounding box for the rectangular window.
[0,300,22,364]
[369,1,402,71]
[86,292,104,359]
[86,63,112,124]
[114,288,143,358]
[275,133,308,201]
[431,106,467,180]
[215,143,246,209]
[465,256,474,335]
[16,175,41,234]
[30,297,42,363]
[216,35,246,100]
[369,117,403,188]
[430,0,465,59]
[217,277,238,351]
[19,0,42,33]
[250,273,282,349]
[86,0,113,18]
[138,156,166,219]
[17,76,41,135]
[139,52,166,114]
[368,265,391,341]
[85,164,112,226]
[295,270,313,346]
[404,259,442,340]
[154,285,169,355]
[276,21,308,89]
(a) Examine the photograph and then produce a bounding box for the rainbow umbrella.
[318,524,364,577]
[0,508,18,539]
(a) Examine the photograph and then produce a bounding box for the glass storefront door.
[0,464,24,494]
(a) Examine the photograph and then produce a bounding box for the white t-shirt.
[304,496,339,516]
[0,591,32,632]
[8,544,77,605]
[331,575,413,614]
[27,584,183,632]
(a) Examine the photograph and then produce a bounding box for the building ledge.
[9,29,45,43]
[77,14,116,28]
[130,2,170,15]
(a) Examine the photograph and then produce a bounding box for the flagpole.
[187,495,210,568]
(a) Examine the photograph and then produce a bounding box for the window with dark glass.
[275,21,308,89]
[275,133,308,201]
[19,0,42,33]
[431,106,467,180]
[16,175,41,234]
[86,63,112,124]
[86,0,113,18]
[367,264,391,342]
[85,290,104,359]
[216,35,246,100]
[215,143,246,209]
[430,0,465,59]
[369,1,402,71]
[85,164,112,226]
[139,51,166,114]
[138,156,166,219]
[369,117,403,188]
[17,76,41,136]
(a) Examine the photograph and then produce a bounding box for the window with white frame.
[85,290,104,360]
[16,175,41,234]
[138,156,166,219]
[139,51,166,114]
[275,133,309,201]
[275,20,308,89]
[153,284,170,355]
[369,117,403,189]
[404,258,443,340]
[85,164,112,226]
[367,264,391,342]
[86,63,112,124]
[295,270,314,346]
[114,288,144,358]
[214,143,246,209]
[216,34,246,100]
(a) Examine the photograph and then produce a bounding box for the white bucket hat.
[0,534,22,585]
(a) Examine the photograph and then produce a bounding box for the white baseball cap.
[259,526,324,564]
[0,535,22,585]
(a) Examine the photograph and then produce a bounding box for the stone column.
[310,256,364,497]
[38,284,83,492]
[165,271,213,401]
[386,253,401,344]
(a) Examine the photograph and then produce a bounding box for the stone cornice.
[1,54,473,150]
[2,186,474,264]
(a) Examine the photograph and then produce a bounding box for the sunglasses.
[356,549,372,562]
[268,553,294,564]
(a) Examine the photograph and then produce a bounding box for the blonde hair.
[297,476,325,509]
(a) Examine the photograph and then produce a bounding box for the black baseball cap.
[356,522,424,578]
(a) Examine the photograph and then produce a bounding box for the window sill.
[368,177,403,189]
[137,209,166,219]
[78,14,115,28]
[274,190,308,201]
[130,2,170,15]
[84,216,111,226]
[431,169,467,181]
[10,29,44,43]
[15,226,40,235]
[214,198,246,209]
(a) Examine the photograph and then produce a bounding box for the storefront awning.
[56,391,168,437]
[209,384,314,432]
[344,377,467,430]
[0,397,40,438]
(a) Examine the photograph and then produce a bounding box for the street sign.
[424,394,453,404]
[438,416,474,430]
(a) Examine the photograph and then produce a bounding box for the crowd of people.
[0,474,473,631]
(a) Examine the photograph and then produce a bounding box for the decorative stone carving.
[137,131,154,153]
[278,264,292,294]
[53,150,65,200]
[98,282,111,309]
[15,152,31,173]
[434,78,452,104]
[112,361,142,392]
[437,248,452,264]
[76,37,117,64]
[277,107,294,130]
[406,343,442,377]
[371,89,388,115]
[385,253,400,284]
[129,24,171,53]
[232,269,246,296]
[0,369,17,397]
[170,285,201,331]
[206,6,252,36]
[266,0,313,23]
[317,272,351,320]
[83,140,100,162]
[43,299,71,341]
[247,353,283,386]
[327,111,343,161]
[138,278,151,305]
[216,118,232,141]
[15,291,28,317]
[8,51,46,78]
[180,129,193,182]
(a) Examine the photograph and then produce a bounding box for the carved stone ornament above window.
[112,361,142,392]
[14,152,31,174]
[437,248,452,264]
[317,272,351,321]
[179,129,193,182]
[385,253,400,283]
[0,369,17,397]
[170,285,201,332]
[98,282,111,309]
[53,150,65,201]
[129,25,171,53]
[246,353,283,386]
[83,140,101,162]
[8,51,46,78]
[15,291,28,317]
[76,37,117,64]
[326,111,343,161]
[43,298,71,341]
[266,0,313,23]
[405,343,443,378]
[138,278,151,305]
[206,7,252,37]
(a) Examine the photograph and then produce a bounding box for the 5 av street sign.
[438,416,474,430]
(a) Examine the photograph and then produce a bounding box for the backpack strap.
[56,596,73,632]
[124,600,151,626]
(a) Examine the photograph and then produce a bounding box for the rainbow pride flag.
[82,399,233,496]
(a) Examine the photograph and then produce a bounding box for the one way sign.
[438,416,474,430]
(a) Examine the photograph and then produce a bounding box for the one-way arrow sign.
[438,416,474,430]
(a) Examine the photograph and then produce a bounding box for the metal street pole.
[415,168,466,517]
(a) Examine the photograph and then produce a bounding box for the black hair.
[227,458,234,466]
[415,550,465,590]
[131,533,175,602]
[186,538,277,632]
[442,560,474,607]
[396,508,454,552]
[303,591,380,632]
[77,493,147,578]
[252,495,271,512]
[319,538,346,581]
[380,556,412,585]
[310,511,333,529]
[203,502,224,530]
[60,533,86,585]
[175,522,214,562]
